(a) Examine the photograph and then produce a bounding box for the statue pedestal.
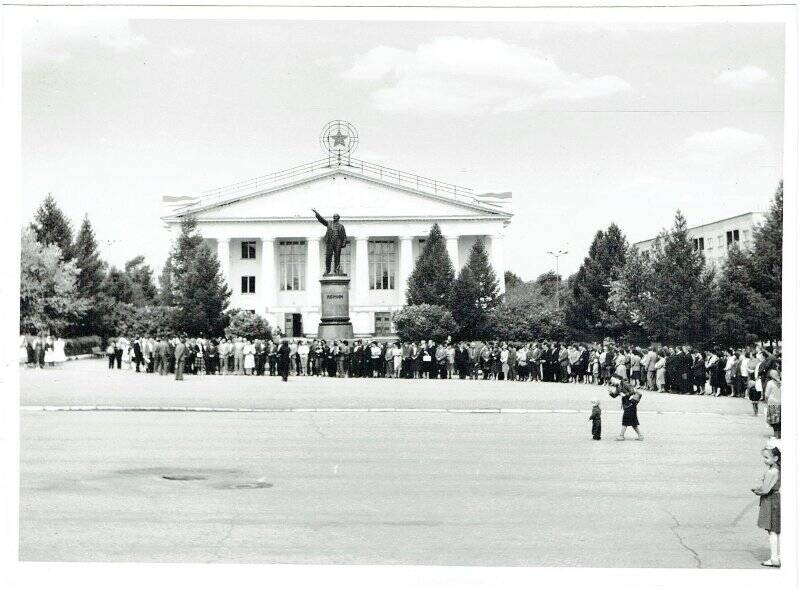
[318,274,354,341]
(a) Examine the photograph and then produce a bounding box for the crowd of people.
[89,335,780,438]
[19,334,67,368]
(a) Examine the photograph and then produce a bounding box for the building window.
[241,241,256,259]
[726,230,740,247]
[415,238,426,261]
[742,229,750,242]
[241,276,256,294]
[279,240,306,291]
[374,312,392,336]
[717,235,723,247]
[692,237,705,252]
[369,239,396,290]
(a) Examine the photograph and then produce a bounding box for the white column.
[306,237,321,307]
[445,235,459,271]
[260,237,276,315]
[489,232,506,294]
[355,236,370,305]
[398,236,414,304]
[217,238,232,291]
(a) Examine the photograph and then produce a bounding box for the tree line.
[20,197,243,342]
[22,180,782,348]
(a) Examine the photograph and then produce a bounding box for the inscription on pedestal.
[318,274,353,340]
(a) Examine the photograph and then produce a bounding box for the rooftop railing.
[181,156,486,212]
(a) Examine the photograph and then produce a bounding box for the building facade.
[162,157,512,338]
[632,211,765,267]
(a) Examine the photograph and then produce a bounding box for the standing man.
[174,338,186,381]
[644,346,658,391]
[132,336,144,373]
[234,337,245,375]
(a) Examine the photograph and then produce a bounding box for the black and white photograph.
[1,3,797,588]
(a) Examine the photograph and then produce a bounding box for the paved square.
[20,361,774,567]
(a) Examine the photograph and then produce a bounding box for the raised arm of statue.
[312,209,328,227]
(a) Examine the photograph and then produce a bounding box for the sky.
[21,18,785,280]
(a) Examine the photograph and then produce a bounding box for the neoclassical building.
[162,131,512,338]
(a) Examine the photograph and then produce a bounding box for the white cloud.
[714,66,774,89]
[683,127,767,164]
[342,37,631,115]
[23,18,149,68]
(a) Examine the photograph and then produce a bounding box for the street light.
[546,250,568,308]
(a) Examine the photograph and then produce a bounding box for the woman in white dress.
[43,335,55,366]
[52,337,67,366]
[19,335,29,365]
[122,344,132,370]
[244,340,256,375]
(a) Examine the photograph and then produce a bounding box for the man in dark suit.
[132,337,144,373]
[174,338,186,381]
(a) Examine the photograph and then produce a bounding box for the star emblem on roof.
[330,130,348,147]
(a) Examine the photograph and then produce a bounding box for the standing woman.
[499,344,510,381]
[609,375,644,441]
[691,351,706,394]
[277,339,291,382]
[244,339,256,375]
[764,369,781,439]
[44,335,55,367]
[655,350,667,393]
[19,335,29,366]
[392,342,403,378]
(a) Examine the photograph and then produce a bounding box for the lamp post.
[546,250,568,308]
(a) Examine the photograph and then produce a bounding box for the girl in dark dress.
[752,446,780,567]
[609,375,643,441]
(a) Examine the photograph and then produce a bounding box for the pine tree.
[170,217,230,336]
[466,238,499,307]
[125,255,158,305]
[450,266,485,340]
[159,254,176,306]
[102,267,137,304]
[31,193,74,261]
[406,223,455,306]
[564,223,627,339]
[73,215,106,299]
[644,211,716,344]
[504,271,525,291]
[715,244,766,347]
[748,181,782,342]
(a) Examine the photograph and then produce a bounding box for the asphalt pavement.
[19,361,775,567]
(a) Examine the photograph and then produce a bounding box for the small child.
[752,445,781,567]
[589,400,601,440]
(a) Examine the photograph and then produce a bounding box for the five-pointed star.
[330,130,348,147]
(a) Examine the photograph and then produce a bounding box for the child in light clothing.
[589,400,601,440]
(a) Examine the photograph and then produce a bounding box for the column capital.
[399,235,415,242]
[355,235,370,242]
[307,236,321,242]
[261,236,276,243]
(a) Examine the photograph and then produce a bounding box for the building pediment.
[163,163,512,223]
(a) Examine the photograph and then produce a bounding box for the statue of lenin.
[312,208,348,275]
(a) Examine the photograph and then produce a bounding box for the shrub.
[63,335,102,356]
[392,304,457,343]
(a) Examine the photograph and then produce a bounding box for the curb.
[19,406,750,417]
